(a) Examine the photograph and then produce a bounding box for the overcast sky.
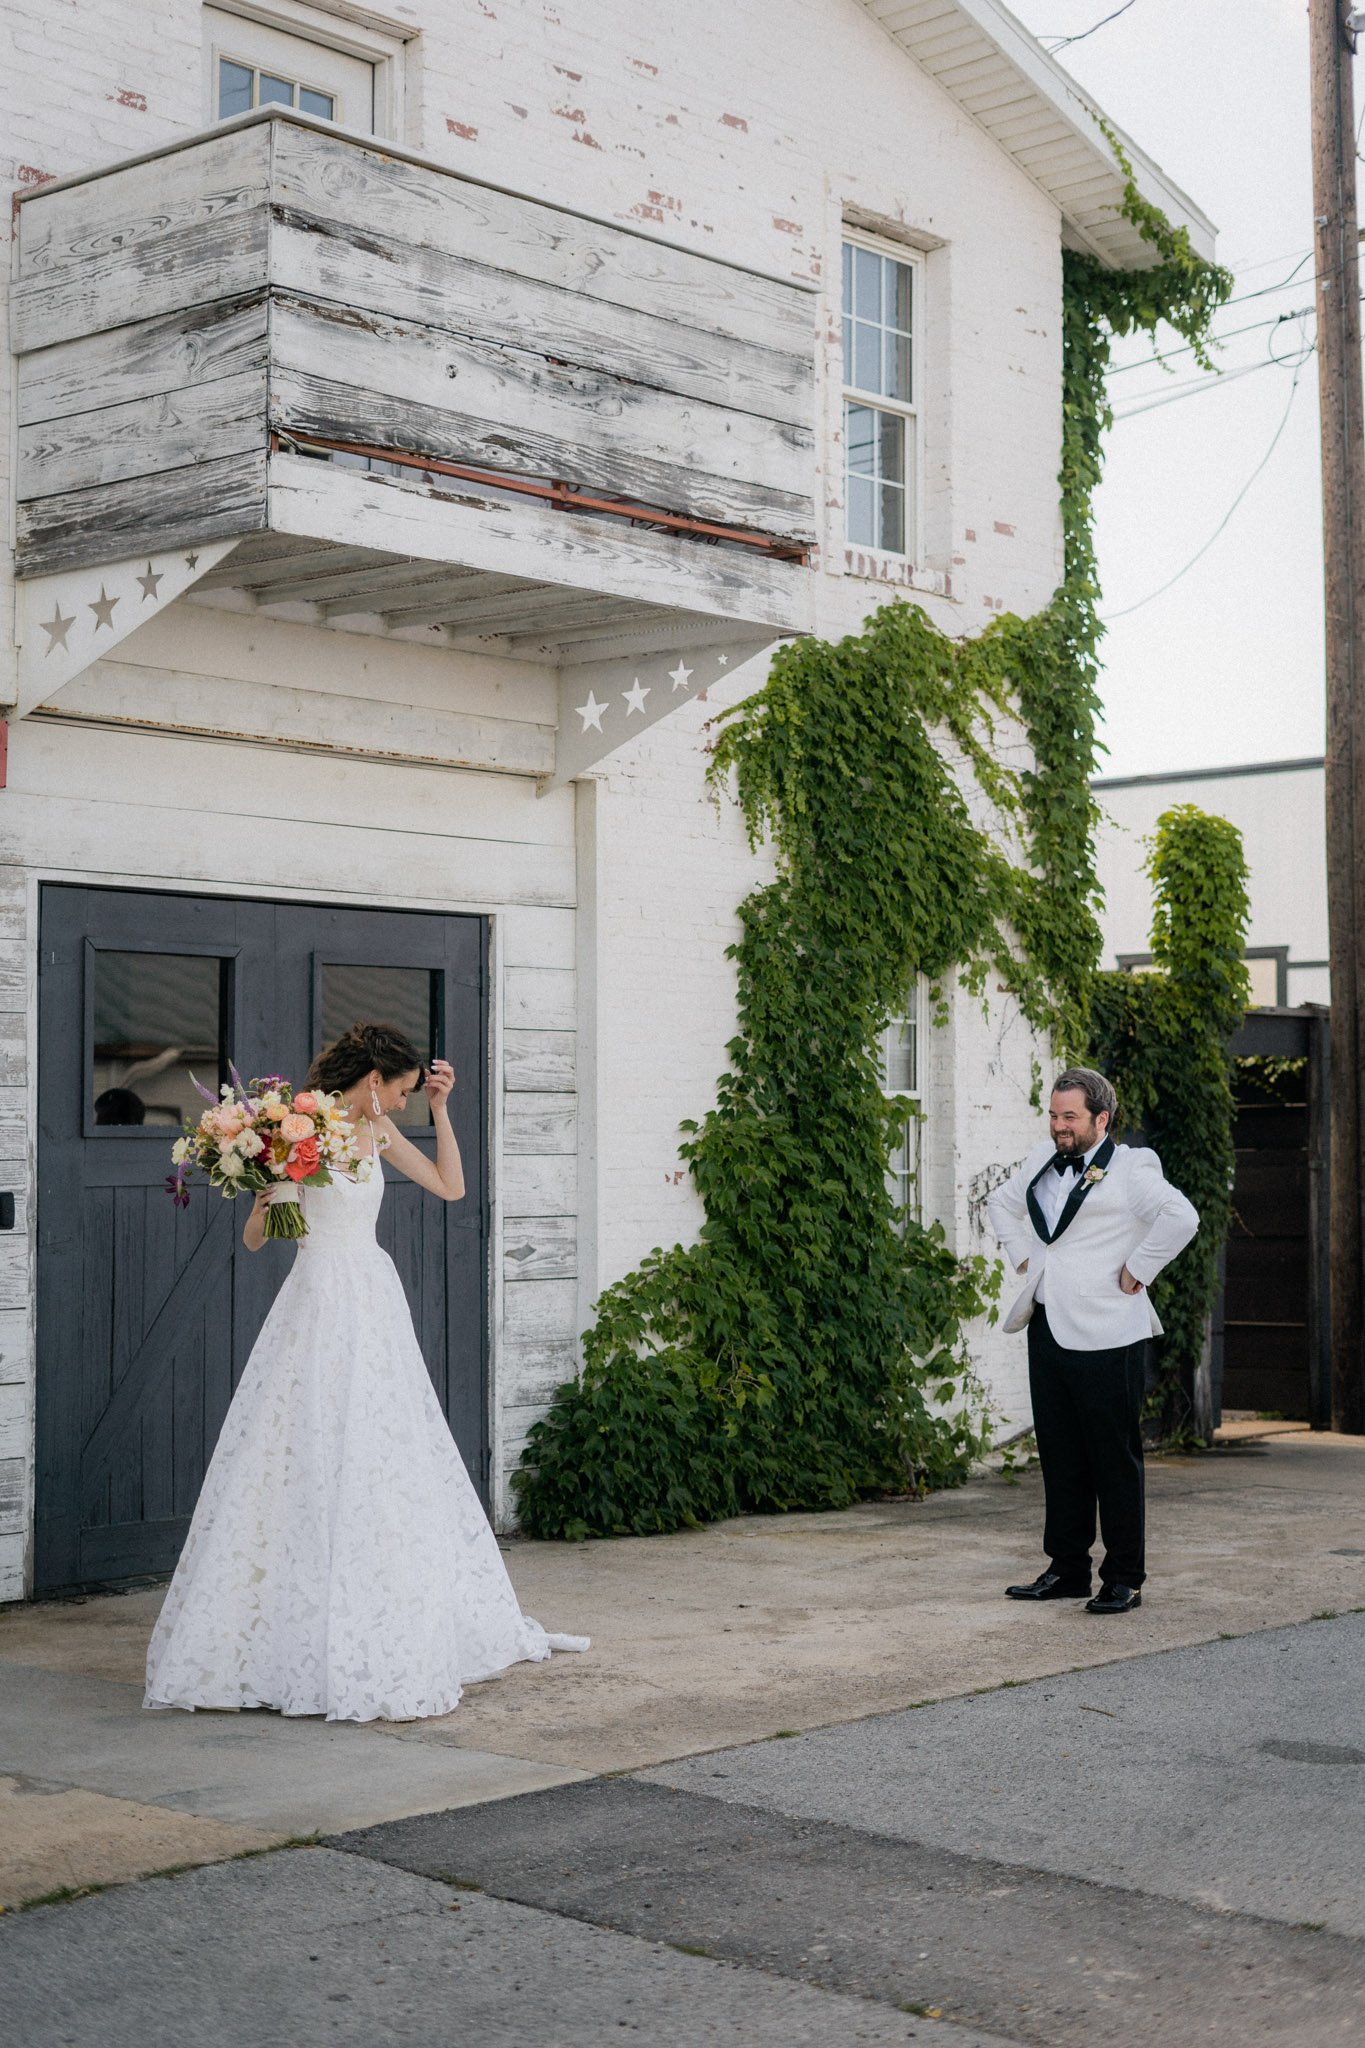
[1006,0,1328,779]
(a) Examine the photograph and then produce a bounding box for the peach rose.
[292,1092,319,1116]
[279,1112,314,1144]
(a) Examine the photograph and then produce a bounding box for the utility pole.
[1312,0,1365,1433]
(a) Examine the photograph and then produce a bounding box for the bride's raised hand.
[424,1058,455,1112]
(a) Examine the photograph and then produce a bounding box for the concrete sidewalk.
[2,1431,1362,1912]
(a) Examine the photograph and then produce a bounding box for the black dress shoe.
[1086,1583,1142,1614]
[1005,1571,1092,1601]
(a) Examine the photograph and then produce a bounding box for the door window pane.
[319,965,439,1127]
[92,953,225,1129]
[298,86,335,119]
[259,71,295,106]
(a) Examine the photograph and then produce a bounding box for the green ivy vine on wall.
[1089,806,1251,1440]
[514,153,1234,1539]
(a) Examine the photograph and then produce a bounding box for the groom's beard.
[1052,1124,1099,1154]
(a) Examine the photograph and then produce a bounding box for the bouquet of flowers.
[165,1064,367,1240]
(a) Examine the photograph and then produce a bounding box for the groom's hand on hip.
[1119,1265,1143,1295]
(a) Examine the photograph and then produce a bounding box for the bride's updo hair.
[308,1022,426,1094]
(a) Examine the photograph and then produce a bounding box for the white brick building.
[1094,758,1329,1009]
[0,0,1215,1597]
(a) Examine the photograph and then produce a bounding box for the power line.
[1107,247,1362,378]
[1107,300,1325,375]
[1041,1,1138,50]
[1100,362,1305,621]
[1111,348,1309,420]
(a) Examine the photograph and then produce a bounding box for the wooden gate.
[35,885,488,1593]
[1221,1007,1331,1427]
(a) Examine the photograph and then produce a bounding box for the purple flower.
[164,1170,191,1209]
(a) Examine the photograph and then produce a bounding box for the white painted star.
[668,660,694,692]
[575,691,607,733]
[136,562,164,600]
[89,585,119,630]
[623,678,650,716]
[40,606,75,653]
[716,652,729,666]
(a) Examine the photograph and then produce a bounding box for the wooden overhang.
[10,108,816,735]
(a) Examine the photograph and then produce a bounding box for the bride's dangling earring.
[370,1084,382,1118]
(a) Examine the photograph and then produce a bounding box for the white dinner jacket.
[986,1139,1199,1351]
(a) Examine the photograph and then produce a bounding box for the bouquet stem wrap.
[264,1186,307,1240]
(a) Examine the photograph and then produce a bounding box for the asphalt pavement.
[5,1613,1363,2046]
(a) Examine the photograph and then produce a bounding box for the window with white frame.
[843,233,920,560]
[880,979,926,1230]
[205,6,379,132]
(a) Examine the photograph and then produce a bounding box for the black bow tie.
[1051,1153,1084,1175]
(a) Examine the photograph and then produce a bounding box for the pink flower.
[280,1112,313,1143]
[292,1092,319,1115]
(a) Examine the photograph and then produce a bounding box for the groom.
[987,1068,1198,1615]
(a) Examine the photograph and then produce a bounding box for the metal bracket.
[11,542,238,719]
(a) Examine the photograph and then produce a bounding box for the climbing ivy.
[1088,807,1251,1440]
[514,152,1232,1538]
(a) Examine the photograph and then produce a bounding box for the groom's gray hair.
[1052,1066,1117,1125]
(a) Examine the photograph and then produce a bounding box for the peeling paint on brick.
[445,118,478,140]
[554,104,587,123]
[16,165,52,185]
[573,129,603,150]
[772,216,801,235]
[554,64,583,81]
[719,112,749,131]
[508,102,528,118]
[965,529,978,542]
[993,520,1015,536]
[110,87,147,111]
[629,57,659,76]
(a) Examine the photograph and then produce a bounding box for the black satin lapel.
[1048,1135,1116,1244]
[1025,1160,1055,1244]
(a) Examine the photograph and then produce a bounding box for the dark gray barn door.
[36,885,488,1594]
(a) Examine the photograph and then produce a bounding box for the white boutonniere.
[1082,1164,1107,1187]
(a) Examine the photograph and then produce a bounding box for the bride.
[145,1020,587,1722]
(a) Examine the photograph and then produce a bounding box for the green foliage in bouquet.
[514,145,1232,1537]
[1088,807,1251,1440]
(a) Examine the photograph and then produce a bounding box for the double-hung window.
[880,979,927,1230]
[842,234,920,560]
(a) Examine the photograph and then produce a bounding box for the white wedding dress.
[145,1166,587,1721]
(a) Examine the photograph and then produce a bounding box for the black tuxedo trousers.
[1027,1303,1147,1588]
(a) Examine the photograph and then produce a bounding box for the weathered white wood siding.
[12,114,816,610]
